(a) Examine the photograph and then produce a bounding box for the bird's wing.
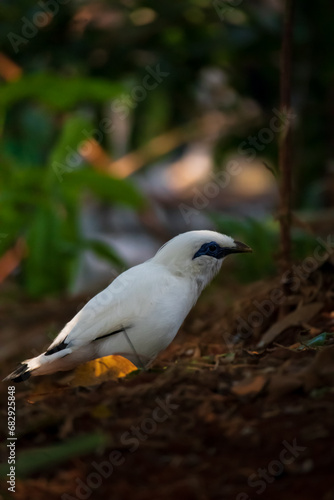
[45,262,184,353]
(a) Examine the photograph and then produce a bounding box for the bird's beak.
[231,240,253,254]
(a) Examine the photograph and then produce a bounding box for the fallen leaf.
[268,346,334,398]
[298,332,332,349]
[27,380,68,403]
[302,346,334,391]
[258,302,324,348]
[268,373,303,400]
[289,342,302,349]
[0,237,26,282]
[244,350,262,357]
[91,404,112,419]
[301,323,322,337]
[231,374,267,396]
[67,355,137,387]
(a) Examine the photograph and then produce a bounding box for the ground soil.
[1,261,334,500]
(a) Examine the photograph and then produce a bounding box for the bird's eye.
[192,241,221,260]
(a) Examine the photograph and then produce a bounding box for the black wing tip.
[45,339,68,356]
[5,363,31,383]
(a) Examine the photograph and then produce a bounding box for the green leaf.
[23,206,69,296]
[49,114,93,171]
[304,332,328,347]
[0,433,107,478]
[66,168,144,208]
[0,73,124,110]
[262,161,279,179]
[299,332,334,349]
[84,239,125,268]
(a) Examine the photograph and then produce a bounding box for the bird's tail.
[4,350,72,383]
[4,362,32,382]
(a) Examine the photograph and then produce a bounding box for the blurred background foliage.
[0,0,333,296]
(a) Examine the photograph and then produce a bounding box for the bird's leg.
[122,326,146,370]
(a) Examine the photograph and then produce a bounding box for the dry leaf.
[302,346,334,391]
[27,380,67,403]
[91,404,112,419]
[268,346,334,399]
[67,355,137,387]
[231,374,267,396]
[0,237,26,282]
[289,342,302,349]
[258,302,323,348]
[244,350,261,356]
[268,373,303,400]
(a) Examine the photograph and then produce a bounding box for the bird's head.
[152,230,252,291]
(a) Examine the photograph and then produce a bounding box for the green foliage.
[211,214,319,282]
[0,62,145,297]
[49,114,93,167]
[0,73,124,110]
[0,433,107,478]
[211,214,279,280]
[0,0,331,296]
[1,110,144,296]
[299,332,334,349]
[65,169,143,207]
[1,158,143,297]
[0,0,330,201]
[83,239,125,269]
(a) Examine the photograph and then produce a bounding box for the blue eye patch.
[193,241,227,260]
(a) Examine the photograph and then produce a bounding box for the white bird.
[5,230,252,382]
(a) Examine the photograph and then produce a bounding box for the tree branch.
[279,0,294,272]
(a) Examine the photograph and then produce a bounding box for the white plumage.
[5,230,252,382]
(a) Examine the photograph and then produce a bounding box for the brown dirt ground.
[1,259,334,500]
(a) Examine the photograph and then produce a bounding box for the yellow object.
[69,355,137,387]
